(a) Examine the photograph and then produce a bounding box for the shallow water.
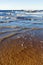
[0,10,43,39]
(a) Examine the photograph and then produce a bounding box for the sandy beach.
[0,10,43,65]
[0,30,43,65]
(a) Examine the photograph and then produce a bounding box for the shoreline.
[0,28,43,41]
[0,29,43,65]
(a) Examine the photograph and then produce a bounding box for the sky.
[0,0,43,10]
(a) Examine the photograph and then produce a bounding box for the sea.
[0,10,43,39]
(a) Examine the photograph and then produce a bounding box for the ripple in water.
[0,11,43,39]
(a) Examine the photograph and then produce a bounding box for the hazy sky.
[0,0,43,10]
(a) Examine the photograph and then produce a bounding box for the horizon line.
[0,9,43,10]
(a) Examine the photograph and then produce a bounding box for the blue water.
[0,10,43,38]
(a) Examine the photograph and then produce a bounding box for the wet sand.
[0,30,43,65]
